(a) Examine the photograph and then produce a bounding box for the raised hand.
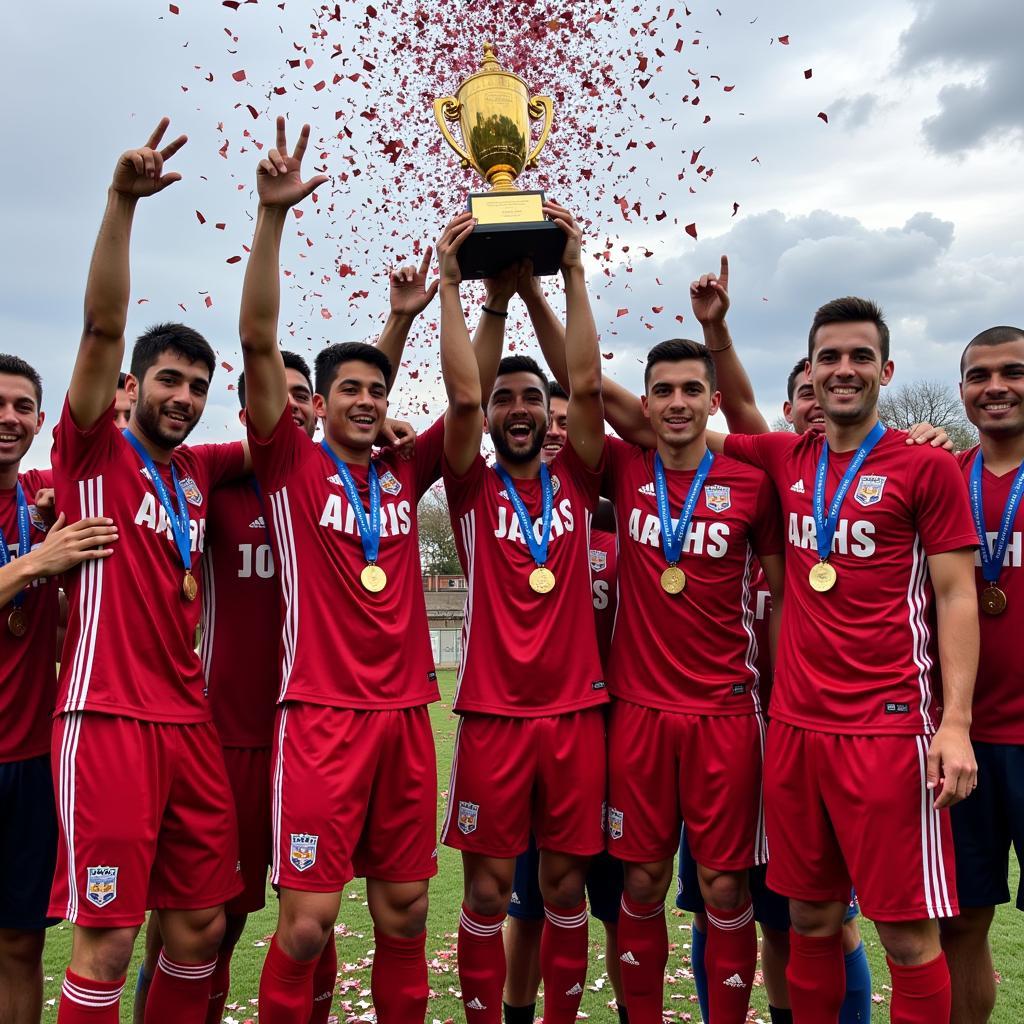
[436,211,475,288]
[690,255,730,325]
[257,116,330,211]
[389,246,439,318]
[544,202,584,272]
[110,117,188,199]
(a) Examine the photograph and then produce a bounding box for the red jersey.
[444,443,607,717]
[603,438,783,715]
[201,476,281,748]
[725,429,977,736]
[957,446,1024,744]
[0,469,59,762]
[248,407,442,710]
[51,399,246,722]
[589,527,617,669]
[748,562,774,710]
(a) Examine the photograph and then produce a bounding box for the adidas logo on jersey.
[565,982,584,996]
[249,516,266,529]
[620,950,640,966]
[638,482,656,496]
[510,892,521,904]
[790,479,806,493]
[723,973,747,988]
[465,997,487,1010]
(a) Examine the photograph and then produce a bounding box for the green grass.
[41,670,1023,1022]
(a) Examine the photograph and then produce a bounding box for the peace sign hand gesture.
[389,246,440,318]
[257,117,330,211]
[111,117,188,199]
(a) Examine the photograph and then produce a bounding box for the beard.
[490,419,545,464]
[134,394,197,450]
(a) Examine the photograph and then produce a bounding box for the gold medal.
[529,566,556,594]
[981,585,1007,616]
[660,565,686,594]
[361,563,388,593]
[7,608,27,638]
[182,570,198,602]
[808,560,837,593]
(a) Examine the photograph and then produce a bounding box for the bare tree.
[418,484,462,575]
[878,379,977,451]
[771,415,795,433]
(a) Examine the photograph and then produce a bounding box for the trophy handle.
[525,95,554,170]
[433,97,474,171]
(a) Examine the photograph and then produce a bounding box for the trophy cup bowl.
[433,43,566,279]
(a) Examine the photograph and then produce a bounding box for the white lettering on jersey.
[238,543,275,579]
[754,590,771,621]
[493,498,576,546]
[627,508,730,558]
[133,493,207,553]
[318,496,412,537]
[975,530,1022,569]
[787,513,876,558]
[592,579,609,610]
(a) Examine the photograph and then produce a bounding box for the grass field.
[40,670,1023,1022]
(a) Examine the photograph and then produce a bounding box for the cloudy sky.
[6,0,1023,465]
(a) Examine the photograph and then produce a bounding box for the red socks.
[371,929,428,1023]
[144,952,217,1023]
[540,901,589,1023]
[309,938,338,1024]
[616,895,668,1024]
[888,952,951,1024]
[457,903,506,1023]
[258,935,319,1024]
[57,970,124,1022]
[705,899,757,1023]
[204,952,232,1024]
[786,931,845,1024]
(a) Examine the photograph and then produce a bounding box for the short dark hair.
[314,342,392,399]
[807,297,889,363]
[959,325,1024,377]
[786,359,809,402]
[117,371,128,390]
[493,356,550,399]
[238,350,313,409]
[644,338,716,391]
[0,354,42,407]
[129,323,216,382]
[548,380,568,402]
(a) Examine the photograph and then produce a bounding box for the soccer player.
[709,297,978,1024]
[942,325,1024,1024]
[0,356,117,1024]
[438,205,607,1024]
[50,119,249,1024]
[239,118,441,1024]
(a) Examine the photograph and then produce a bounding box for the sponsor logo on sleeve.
[85,865,118,907]
[289,833,319,872]
[854,475,887,507]
[458,801,479,835]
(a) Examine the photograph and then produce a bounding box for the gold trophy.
[433,43,566,279]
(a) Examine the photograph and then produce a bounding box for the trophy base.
[457,190,567,279]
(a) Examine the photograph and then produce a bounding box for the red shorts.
[223,746,272,915]
[441,709,606,858]
[49,714,242,927]
[764,722,958,921]
[607,700,766,871]
[271,702,438,891]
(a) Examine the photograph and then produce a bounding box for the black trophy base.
[456,190,567,280]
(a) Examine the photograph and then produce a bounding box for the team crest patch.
[378,469,402,496]
[590,548,608,573]
[551,475,561,496]
[289,833,319,872]
[179,476,203,507]
[28,505,48,532]
[458,801,479,835]
[704,484,731,514]
[854,474,887,507]
[86,866,118,907]
[607,807,624,840]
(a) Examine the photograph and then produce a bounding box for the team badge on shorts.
[854,474,887,507]
[458,801,479,835]
[590,549,608,573]
[85,866,118,907]
[607,807,624,840]
[289,833,319,872]
[704,484,731,513]
[378,470,402,496]
[179,476,204,507]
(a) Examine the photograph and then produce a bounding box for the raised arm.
[438,212,484,476]
[690,255,769,434]
[546,203,604,469]
[70,118,188,429]
[239,117,328,437]
[471,264,520,402]
[376,246,439,393]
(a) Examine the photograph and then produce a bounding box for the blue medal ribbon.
[122,429,193,573]
[969,450,1024,585]
[654,449,715,565]
[494,462,553,568]
[813,422,886,562]
[0,482,32,609]
[320,441,381,565]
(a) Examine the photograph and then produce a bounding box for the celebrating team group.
[1,112,1021,1024]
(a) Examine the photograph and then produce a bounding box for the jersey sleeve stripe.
[269,488,299,701]
[452,509,475,710]
[200,547,215,685]
[906,538,935,734]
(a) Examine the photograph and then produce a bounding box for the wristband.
[481,305,509,319]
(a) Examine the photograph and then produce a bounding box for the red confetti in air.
[195,210,206,224]
[204,296,213,307]
[231,69,246,82]
[616,308,629,317]
[684,222,698,239]
[221,361,234,371]
[168,3,179,12]
[804,68,812,79]
[226,255,242,264]
[778,34,790,44]
[817,111,829,123]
